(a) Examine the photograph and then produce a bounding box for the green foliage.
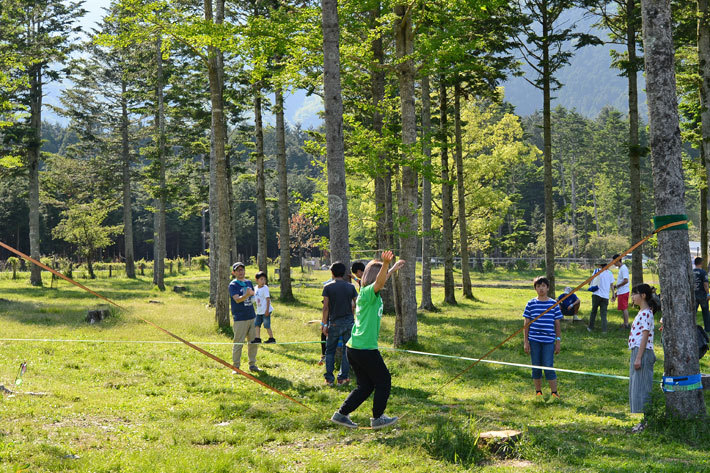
[483,259,495,272]
[52,201,123,262]
[584,233,630,260]
[424,416,485,467]
[192,255,208,271]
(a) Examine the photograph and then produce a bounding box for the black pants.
[321,332,327,356]
[338,347,391,419]
[695,296,710,332]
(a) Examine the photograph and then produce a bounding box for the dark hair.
[612,253,620,260]
[695,257,703,266]
[361,260,383,288]
[255,271,267,283]
[632,283,661,313]
[533,276,549,288]
[351,261,366,274]
[330,262,346,278]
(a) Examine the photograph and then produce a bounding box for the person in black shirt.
[693,257,710,332]
[321,262,358,386]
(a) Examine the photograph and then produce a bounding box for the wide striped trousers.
[629,346,656,413]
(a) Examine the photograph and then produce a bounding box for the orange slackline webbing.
[0,241,314,412]
[436,219,689,392]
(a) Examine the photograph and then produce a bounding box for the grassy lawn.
[1,266,709,472]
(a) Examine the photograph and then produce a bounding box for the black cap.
[232,262,245,271]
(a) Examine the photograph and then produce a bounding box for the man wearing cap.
[557,287,581,322]
[588,259,614,333]
[229,262,261,373]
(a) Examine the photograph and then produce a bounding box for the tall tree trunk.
[275,85,294,301]
[641,0,706,417]
[227,155,237,263]
[420,75,435,310]
[699,0,710,270]
[254,81,268,275]
[121,79,136,279]
[628,0,644,284]
[152,37,166,291]
[208,133,218,307]
[321,0,351,269]
[570,155,578,257]
[454,82,472,299]
[371,4,395,313]
[440,80,456,305]
[542,28,556,296]
[28,64,42,286]
[394,4,418,346]
[206,0,231,327]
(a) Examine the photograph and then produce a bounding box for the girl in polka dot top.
[628,283,660,432]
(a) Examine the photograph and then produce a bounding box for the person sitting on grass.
[330,250,404,429]
[558,286,581,322]
[523,276,563,399]
[252,271,275,344]
[628,283,658,433]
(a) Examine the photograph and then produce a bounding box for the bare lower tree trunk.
[121,79,135,279]
[394,4,418,345]
[420,75,435,311]
[628,0,644,285]
[321,0,350,269]
[641,0,706,417]
[542,38,556,296]
[28,64,42,286]
[699,0,710,270]
[454,82,472,299]
[206,0,231,327]
[254,81,268,275]
[440,80,456,305]
[208,134,217,307]
[275,86,294,301]
[152,37,166,292]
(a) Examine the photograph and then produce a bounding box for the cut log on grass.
[86,308,110,324]
[172,285,187,293]
[478,430,523,453]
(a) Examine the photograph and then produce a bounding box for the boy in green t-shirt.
[330,250,404,430]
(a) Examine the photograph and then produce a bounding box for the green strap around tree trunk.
[653,214,688,231]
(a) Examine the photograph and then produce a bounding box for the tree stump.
[173,286,187,294]
[478,430,522,454]
[86,308,110,324]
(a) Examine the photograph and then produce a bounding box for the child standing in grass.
[523,276,563,398]
[253,271,275,344]
[330,250,404,429]
[628,283,658,433]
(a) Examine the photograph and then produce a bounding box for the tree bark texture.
[28,64,42,286]
[641,0,706,417]
[627,0,644,285]
[454,83,473,299]
[321,0,351,269]
[152,37,166,291]
[542,24,556,297]
[208,131,218,307]
[394,4,418,345]
[206,0,231,327]
[420,75,435,311]
[121,79,135,279]
[275,86,294,301]
[254,81,268,275]
[699,0,710,271]
[440,81,456,305]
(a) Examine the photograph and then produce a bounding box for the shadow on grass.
[0,298,125,328]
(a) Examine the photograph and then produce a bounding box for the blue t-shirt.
[523,298,563,343]
[229,279,256,321]
[558,293,579,313]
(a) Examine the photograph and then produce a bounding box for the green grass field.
[1,266,709,472]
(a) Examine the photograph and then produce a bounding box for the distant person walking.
[330,250,404,429]
[229,262,261,373]
[693,257,710,333]
[588,260,614,333]
[612,254,630,329]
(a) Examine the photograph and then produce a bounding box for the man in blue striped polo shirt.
[523,276,563,398]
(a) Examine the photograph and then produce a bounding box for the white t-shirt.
[255,285,274,315]
[628,308,654,350]
[616,264,630,295]
[593,269,614,299]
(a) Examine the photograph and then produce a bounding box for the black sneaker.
[251,338,262,343]
[265,338,276,344]
[249,365,262,373]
